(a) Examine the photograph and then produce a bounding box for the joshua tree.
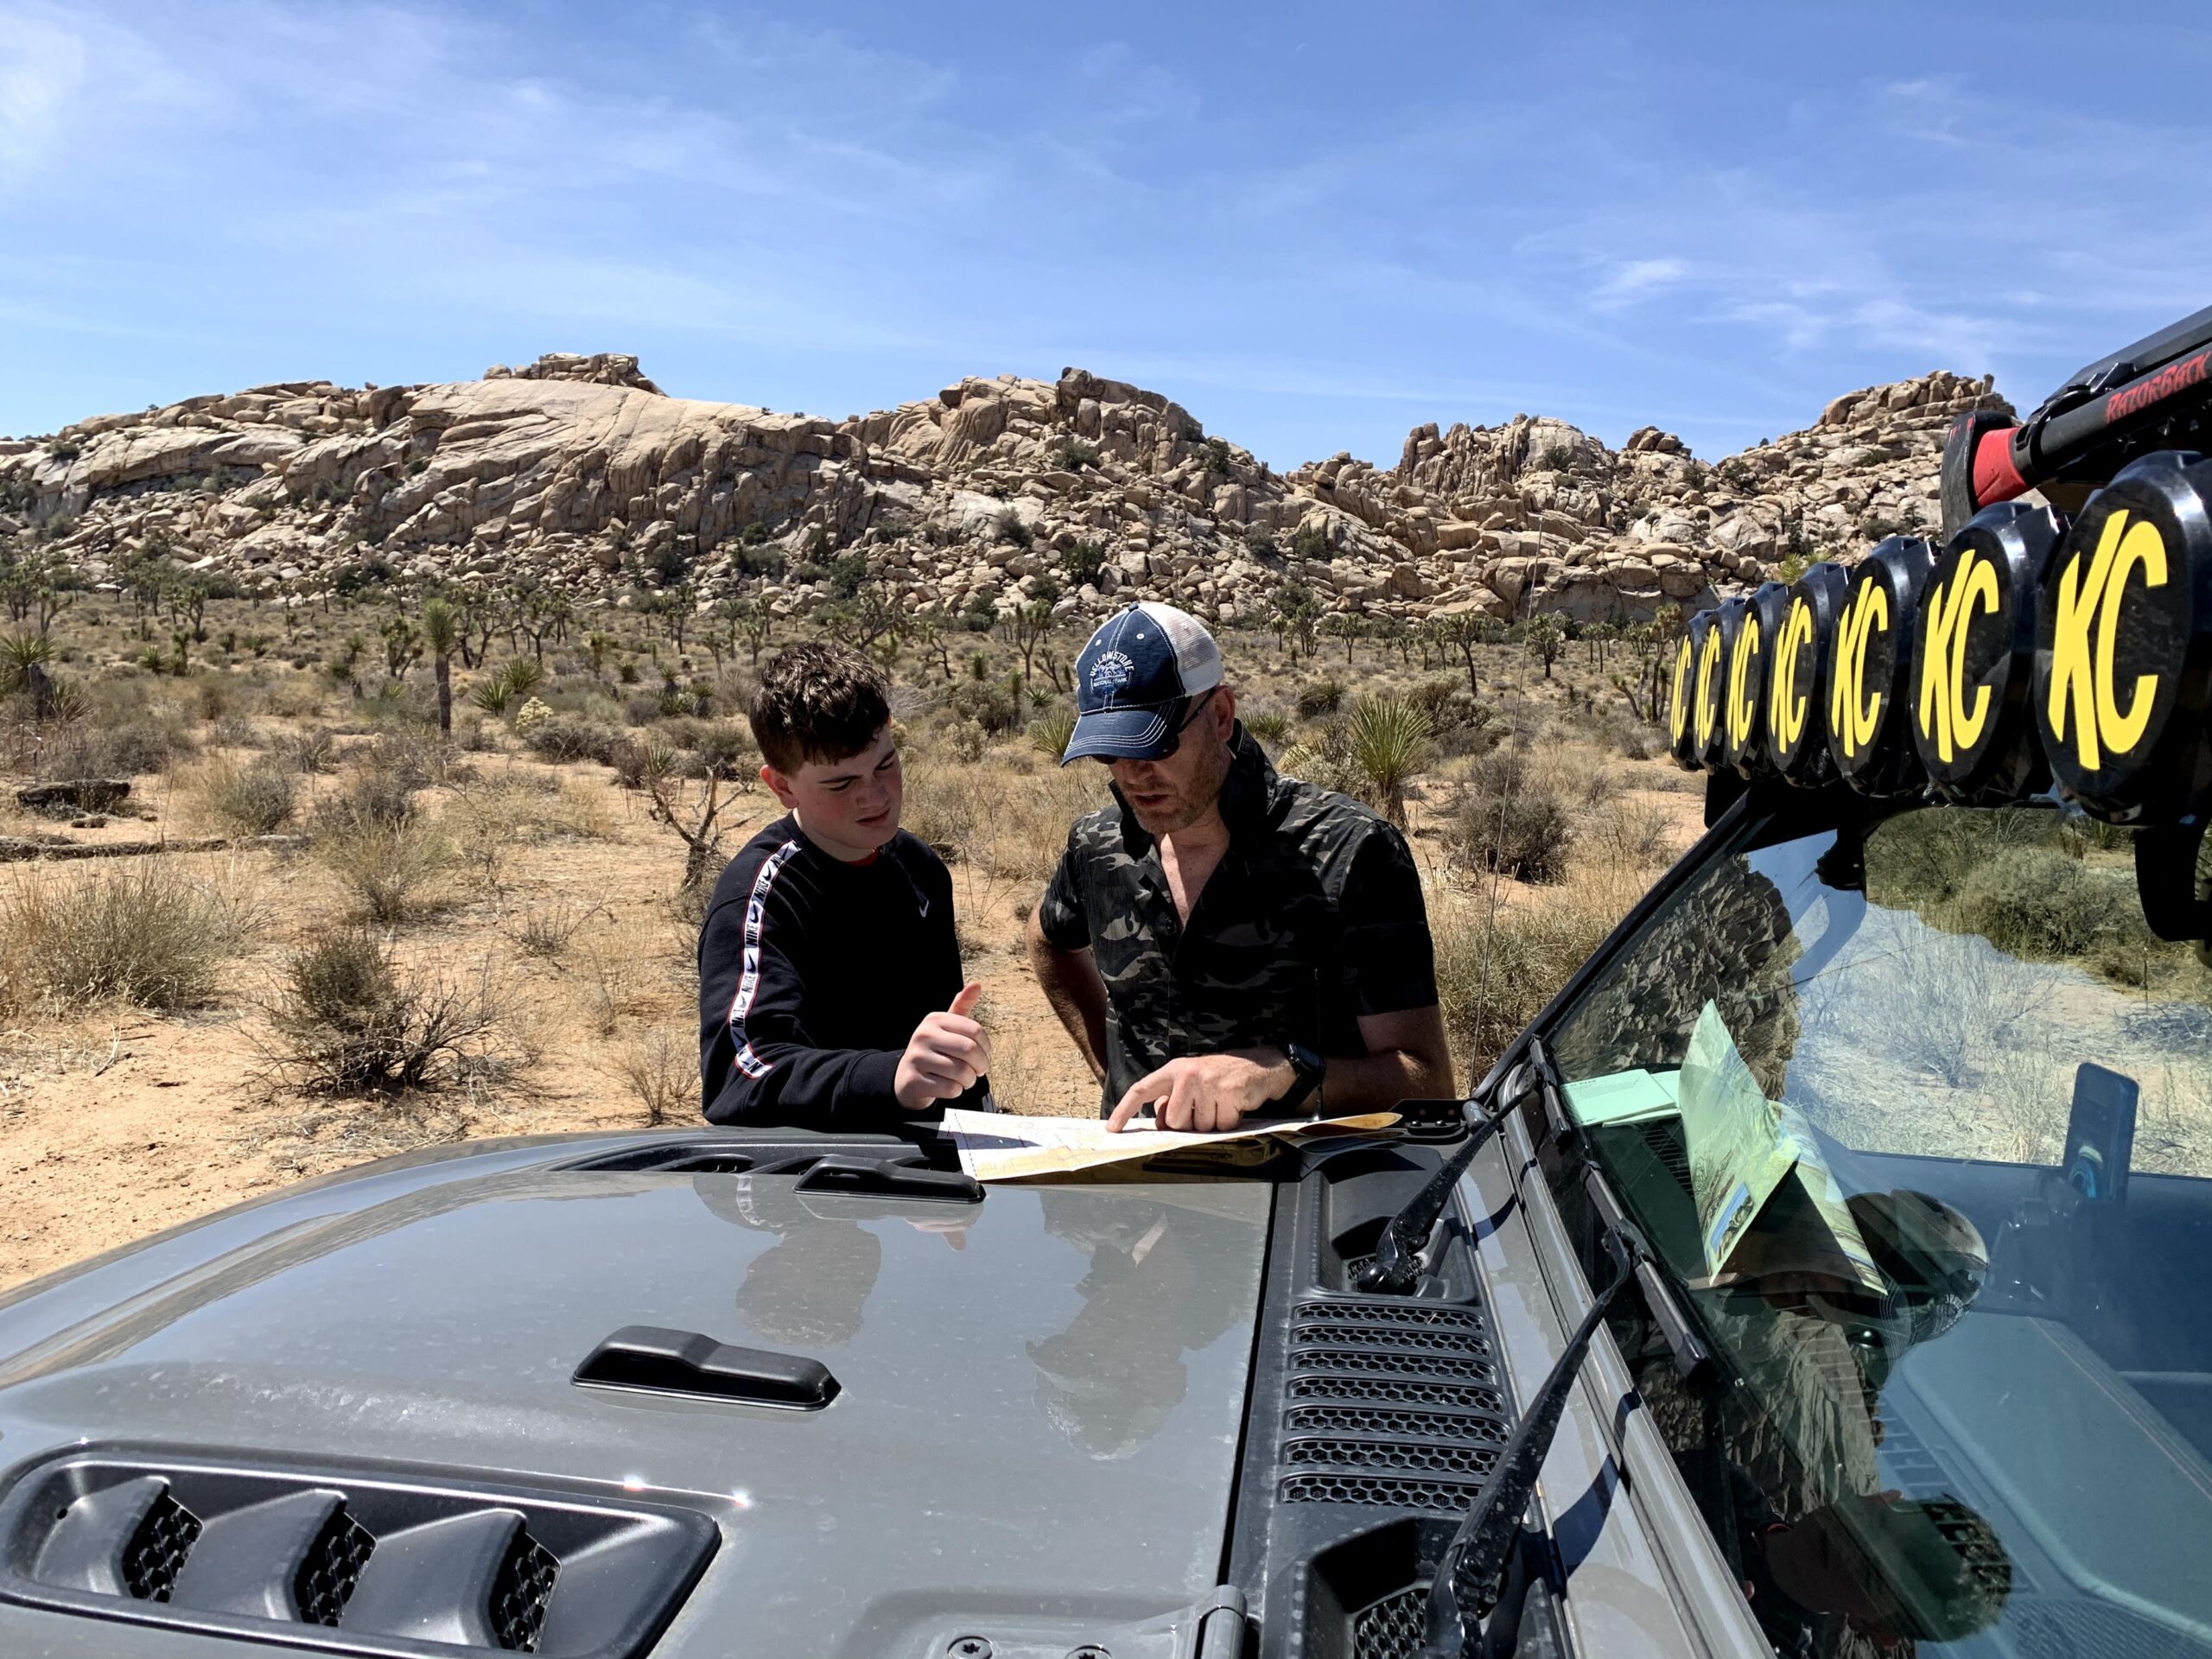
[422,598,460,733]
[1525,613,1567,679]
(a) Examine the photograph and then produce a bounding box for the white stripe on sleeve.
[726,839,803,1080]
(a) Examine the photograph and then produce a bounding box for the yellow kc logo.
[1726,615,1763,751]
[1694,624,1724,749]
[1669,635,1694,741]
[1773,597,1815,753]
[2047,509,2167,771]
[1828,579,1890,760]
[1916,550,2000,763]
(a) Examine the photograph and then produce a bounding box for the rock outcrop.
[0,352,2010,627]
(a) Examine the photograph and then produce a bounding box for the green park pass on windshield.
[1675,1002,1885,1293]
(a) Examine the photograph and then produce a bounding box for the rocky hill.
[0,351,2009,627]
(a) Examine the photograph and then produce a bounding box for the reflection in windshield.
[1548,804,2212,1656]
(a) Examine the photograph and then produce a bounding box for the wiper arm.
[1419,1223,1641,1659]
[1356,1039,1560,1295]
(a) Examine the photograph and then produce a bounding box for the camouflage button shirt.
[1038,725,1439,1113]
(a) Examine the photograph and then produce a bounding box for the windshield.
[1547,799,2212,1659]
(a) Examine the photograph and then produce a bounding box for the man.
[697,642,989,1128]
[1028,601,1453,1130]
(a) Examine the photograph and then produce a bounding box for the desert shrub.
[35,711,193,779]
[1586,798,1671,869]
[1027,703,1077,760]
[507,899,601,962]
[690,720,757,779]
[622,690,663,727]
[525,715,623,765]
[1407,677,1500,757]
[1344,693,1431,825]
[1278,722,1362,798]
[200,755,298,834]
[1243,709,1290,744]
[949,677,1020,734]
[1053,436,1100,471]
[0,861,258,1014]
[315,761,418,835]
[619,1029,696,1124]
[1948,846,2115,961]
[1296,677,1346,719]
[265,932,511,1095]
[315,817,452,924]
[1451,749,1573,883]
[947,719,989,762]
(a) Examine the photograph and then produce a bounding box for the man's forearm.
[1027,920,1109,1081]
[1308,1046,1454,1116]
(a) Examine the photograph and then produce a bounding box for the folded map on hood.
[942,1107,1402,1183]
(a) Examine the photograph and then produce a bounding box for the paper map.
[1675,1001,1884,1292]
[940,1107,1402,1182]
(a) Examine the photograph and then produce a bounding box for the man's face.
[761,725,903,861]
[1105,686,1236,836]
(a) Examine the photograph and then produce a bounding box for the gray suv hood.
[0,1138,1274,1657]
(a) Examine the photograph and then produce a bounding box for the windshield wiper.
[1357,1039,1559,1294]
[1419,1223,1640,1659]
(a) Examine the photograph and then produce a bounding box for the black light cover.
[1910,502,2063,803]
[1827,537,1936,795]
[1770,563,1848,785]
[2033,450,2212,821]
[1665,625,1700,770]
[1691,605,1728,770]
[1723,583,1791,779]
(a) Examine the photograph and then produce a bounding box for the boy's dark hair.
[748,642,892,772]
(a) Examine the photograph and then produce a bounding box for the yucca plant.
[1345,693,1432,826]
[1027,703,1077,760]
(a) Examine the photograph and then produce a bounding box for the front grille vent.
[294,1507,376,1626]
[1285,1404,1506,1443]
[1281,1473,1484,1510]
[1286,1374,1505,1413]
[1352,1585,1429,1659]
[120,1491,200,1603]
[1294,1347,1496,1383]
[1292,1320,1489,1356]
[1285,1437,1499,1478]
[489,1527,560,1652]
[1294,1299,1484,1332]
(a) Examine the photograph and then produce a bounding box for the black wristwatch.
[1279,1043,1326,1116]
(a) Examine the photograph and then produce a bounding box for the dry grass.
[315,816,455,925]
[0,858,264,1015]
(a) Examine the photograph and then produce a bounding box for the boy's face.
[761,725,904,861]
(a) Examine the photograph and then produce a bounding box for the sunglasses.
[1090,687,1220,764]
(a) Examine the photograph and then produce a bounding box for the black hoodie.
[696,814,985,1128]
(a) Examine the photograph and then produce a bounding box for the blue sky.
[3,3,2208,466]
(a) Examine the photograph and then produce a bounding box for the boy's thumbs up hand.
[894,982,993,1111]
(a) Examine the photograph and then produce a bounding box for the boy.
[697,642,990,1128]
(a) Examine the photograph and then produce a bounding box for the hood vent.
[294,1507,376,1627]
[0,1449,714,1659]
[487,1528,558,1652]
[121,1489,201,1603]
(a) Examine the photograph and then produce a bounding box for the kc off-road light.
[1769,564,1847,785]
[2034,450,2212,823]
[1693,598,1731,771]
[1828,537,1936,796]
[1910,503,2063,804]
[1669,610,1713,770]
[1722,582,1792,780]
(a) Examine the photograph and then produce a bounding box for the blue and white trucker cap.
[1062,602,1224,765]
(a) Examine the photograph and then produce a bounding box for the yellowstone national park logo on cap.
[1062,602,1225,764]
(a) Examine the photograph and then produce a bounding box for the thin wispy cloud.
[3,1,2206,464]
